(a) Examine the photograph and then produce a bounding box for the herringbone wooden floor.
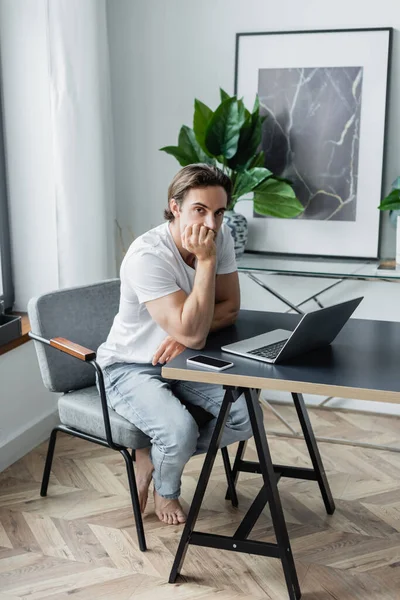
[1,403,400,599]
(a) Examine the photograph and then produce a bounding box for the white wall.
[0,342,58,472]
[106,0,400,257]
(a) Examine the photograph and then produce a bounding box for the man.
[97,163,253,525]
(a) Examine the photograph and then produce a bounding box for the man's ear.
[170,198,180,218]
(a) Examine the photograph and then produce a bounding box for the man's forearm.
[209,300,239,332]
[179,257,216,345]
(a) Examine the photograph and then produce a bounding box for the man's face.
[171,186,228,237]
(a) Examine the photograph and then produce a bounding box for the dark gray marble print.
[258,66,363,221]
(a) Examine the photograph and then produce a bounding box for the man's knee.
[162,411,199,458]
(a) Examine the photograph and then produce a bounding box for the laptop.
[222,297,363,364]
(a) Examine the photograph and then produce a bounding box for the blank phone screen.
[188,355,232,368]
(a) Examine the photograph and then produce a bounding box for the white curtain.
[47,0,116,287]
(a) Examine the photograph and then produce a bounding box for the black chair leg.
[120,448,147,552]
[40,428,59,497]
[221,447,239,507]
[292,392,335,515]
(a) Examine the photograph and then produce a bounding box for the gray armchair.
[28,279,150,550]
[28,279,237,553]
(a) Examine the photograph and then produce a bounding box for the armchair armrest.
[50,337,96,361]
[29,332,96,361]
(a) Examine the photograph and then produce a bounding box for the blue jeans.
[100,362,255,499]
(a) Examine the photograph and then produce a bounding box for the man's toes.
[177,511,186,523]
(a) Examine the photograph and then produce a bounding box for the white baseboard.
[0,409,59,472]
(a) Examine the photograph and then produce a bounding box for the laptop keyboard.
[248,339,288,359]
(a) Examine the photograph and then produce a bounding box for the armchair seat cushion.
[58,386,151,449]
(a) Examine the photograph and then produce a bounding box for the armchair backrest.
[28,279,120,393]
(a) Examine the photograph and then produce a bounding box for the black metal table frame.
[169,386,335,600]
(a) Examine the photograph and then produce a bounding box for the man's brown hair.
[164,163,232,222]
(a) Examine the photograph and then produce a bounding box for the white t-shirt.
[96,221,237,367]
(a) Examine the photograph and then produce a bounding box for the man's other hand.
[152,336,187,365]
[181,224,216,262]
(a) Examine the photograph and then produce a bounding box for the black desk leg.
[169,388,235,583]
[225,439,247,502]
[246,388,301,600]
[221,447,239,508]
[234,484,269,540]
[292,392,335,515]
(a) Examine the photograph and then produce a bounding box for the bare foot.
[134,448,154,513]
[154,490,187,525]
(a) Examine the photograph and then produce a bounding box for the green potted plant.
[160,88,304,257]
[378,177,400,267]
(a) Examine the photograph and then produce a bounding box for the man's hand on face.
[181,224,216,262]
[152,336,187,366]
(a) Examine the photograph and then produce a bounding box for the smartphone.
[186,354,234,371]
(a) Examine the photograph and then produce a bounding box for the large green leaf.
[229,94,264,170]
[378,188,400,211]
[254,178,304,218]
[220,88,231,102]
[255,94,268,124]
[232,168,272,201]
[159,125,213,166]
[246,151,265,169]
[228,110,262,170]
[252,94,260,114]
[158,145,194,166]
[205,97,246,159]
[238,97,250,121]
[193,99,213,154]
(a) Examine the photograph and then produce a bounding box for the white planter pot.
[223,210,248,258]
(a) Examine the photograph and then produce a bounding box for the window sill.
[0,313,31,357]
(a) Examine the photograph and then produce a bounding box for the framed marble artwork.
[234,28,392,258]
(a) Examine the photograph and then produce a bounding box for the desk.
[162,310,400,600]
